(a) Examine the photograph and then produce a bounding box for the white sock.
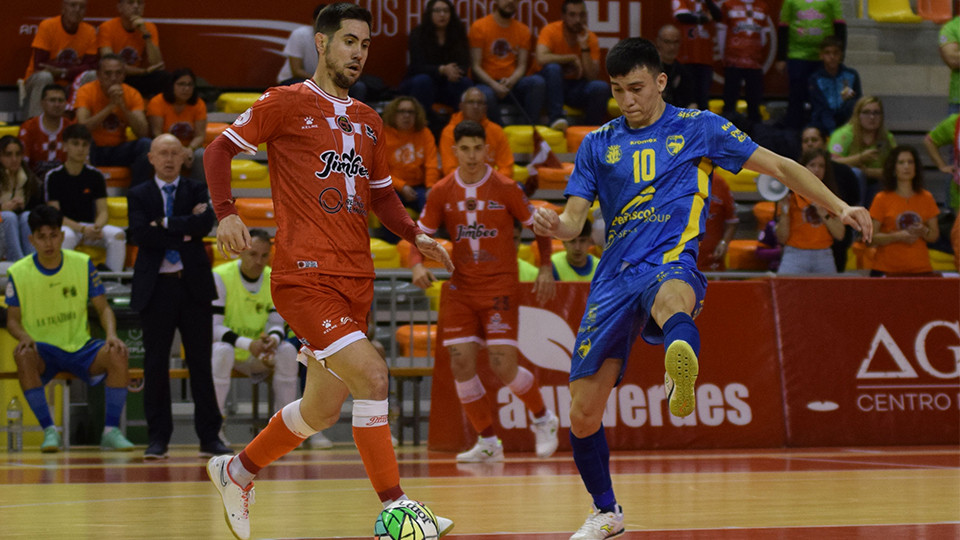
[228,456,255,487]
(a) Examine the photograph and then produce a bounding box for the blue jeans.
[400,73,474,112]
[777,246,837,275]
[476,74,546,125]
[539,63,611,125]
[90,138,152,186]
[1,210,33,261]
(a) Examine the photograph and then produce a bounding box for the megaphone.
[756,174,789,201]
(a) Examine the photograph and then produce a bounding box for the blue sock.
[570,426,617,513]
[662,312,700,356]
[23,387,53,429]
[103,386,128,428]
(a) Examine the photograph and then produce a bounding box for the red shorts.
[271,272,373,359]
[439,285,518,347]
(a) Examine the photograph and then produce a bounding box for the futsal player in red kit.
[202,4,455,539]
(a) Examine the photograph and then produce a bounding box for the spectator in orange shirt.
[74,55,152,186]
[673,0,722,110]
[868,146,940,276]
[697,175,738,271]
[18,84,75,179]
[147,68,207,181]
[98,0,167,98]
[776,149,846,274]
[439,88,514,178]
[468,0,545,125]
[382,97,440,214]
[535,0,610,128]
[21,0,98,118]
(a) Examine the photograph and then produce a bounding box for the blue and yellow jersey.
[565,106,758,279]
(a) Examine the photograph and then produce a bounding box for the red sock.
[239,408,306,473]
[353,399,403,502]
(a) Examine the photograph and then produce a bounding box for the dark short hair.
[881,145,924,193]
[248,229,273,243]
[606,37,662,77]
[453,120,486,142]
[163,68,199,106]
[577,220,592,238]
[99,53,124,68]
[28,204,63,232]
[41,84,67,100]
[312,3,326,23]
[820,36,843,51]
[315,2,372,38]
[563,0,585,12]
[62,124,93,143]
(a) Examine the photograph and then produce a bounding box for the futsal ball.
[373,499,439,540]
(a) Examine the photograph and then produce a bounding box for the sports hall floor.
[1,444,957,539]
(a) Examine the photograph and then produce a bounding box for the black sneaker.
[144,441,169,460]
[199,439,232,457]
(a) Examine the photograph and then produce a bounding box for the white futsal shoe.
[207,455,255,540]
[531,410,560,458]
[663,340,699,417]
[456,436,504,462]
[570,504,625,540]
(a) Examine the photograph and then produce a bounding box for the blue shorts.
[569,261,707,384]
[37,339,107,386]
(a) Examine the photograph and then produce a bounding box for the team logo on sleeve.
[336,115,354,133]
[666,135,685,156]
[364,124,378,144]
[605,145,622,164]
[234,108,252,127]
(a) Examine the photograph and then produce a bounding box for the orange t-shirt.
[672,0,717,66]
[383,125,440,190]
[418,166,535,294]
[698,175,737,270]
[468,14,532,81]
[18,115,75,170]
[24,16,98,82]
[147,94,207,146]
[97,18,160,68]
[439,112,513,178]
[74,81,145,147]
[780,192,835,250]
[869,189,940,274]
[533,21,600,78]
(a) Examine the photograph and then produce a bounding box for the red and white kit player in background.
[202,4,455,540]
[411,120,561,463]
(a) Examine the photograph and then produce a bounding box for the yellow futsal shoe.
[664,340,699,417]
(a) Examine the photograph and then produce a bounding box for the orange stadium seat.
[566,126,598,153]
[752,201,775,229]
[100,167,131,189]
[216,92,264,113]
[725,239,769,271]
[397,238,453,269]
[536,162,575,190]
[370,238,400,268]
[395,324,437,358]
[529,199,562,214]
[917,0,954,23]
[503,125,567,154]
[235,198,276,228]
[205,122,229,146]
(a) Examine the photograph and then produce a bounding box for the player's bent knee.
[568,402,603,437]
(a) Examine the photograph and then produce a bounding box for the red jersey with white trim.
[418,166,535,295]
[19,114,75,170]
[223,79,391,278]
[720,0,772,69]
[672,0,716,65]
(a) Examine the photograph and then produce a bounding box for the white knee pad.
[281,399,319,438]
[455,375,486,404]
[352,399,389,428]
[507,366,535,395]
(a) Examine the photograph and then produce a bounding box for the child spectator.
[808,36,862,134]
[551,220,599,281]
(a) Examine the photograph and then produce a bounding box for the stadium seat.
[503,125,567,154]
[725,239,769,270]
[707,99,770,121]
[205,122,229,146]
[106,197,128,227]
[607,98,620,118]
[0,125,18,138]
[231,160,269,187]
[529,199,562,214]
[216,92,264,113]
[424,279,444,311]
[517,243,535,265]
[395,324,437,358]
[513,164,529,184]
[100,166,131,189]
[715,166,759,194]
[370,238,400,268]
[532,238,566,266]
[930,249,957,271]
[566,125,598,153]
[74,245,106,267]
[397,238,453,268]
[563,104,585,122]
[867,0,923,22]
[235,198,276,228]
[752,201,775,229]
[536,162,575,190]
[917,0,953,23]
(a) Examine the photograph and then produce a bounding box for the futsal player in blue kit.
[533,38,874,540]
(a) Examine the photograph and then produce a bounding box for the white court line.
[785,456,960,470]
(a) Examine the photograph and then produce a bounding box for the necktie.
[162,184,180,264]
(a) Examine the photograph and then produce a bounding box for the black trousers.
[140,273,220,446]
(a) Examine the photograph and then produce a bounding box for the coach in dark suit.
[128,134,229,460]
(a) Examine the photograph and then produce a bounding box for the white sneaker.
[456,437,504,463]
[550,117,569,132]
[218,427,231,447]
[531,410,560,458]
[207,455,255,540]
[664,340,699,417]
[570,505,624,540]
[436,515,454,537]
[307,431,333,449]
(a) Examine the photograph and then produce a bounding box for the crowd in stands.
[2,0,958,454]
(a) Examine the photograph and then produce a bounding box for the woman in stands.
[775,148,846,274]
[867,145,940,276]
[0,136,43,261]
[382,96,440,214]
[147,68,207,180]
[828,96,896,207]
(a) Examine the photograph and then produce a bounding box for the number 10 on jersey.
[633,149,655,183]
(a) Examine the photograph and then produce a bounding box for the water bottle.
[7,396,22,453]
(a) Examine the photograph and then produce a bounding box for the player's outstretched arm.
[532,196,592,241]
[745,147,873,243]
[415,233,455,272]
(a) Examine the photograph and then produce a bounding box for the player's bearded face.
[324,21,370,90]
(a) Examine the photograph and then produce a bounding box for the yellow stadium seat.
[0,125,19,138]
[235,198,276,228]
[725,239,769,270]
[100,166,131,189]
[930,249,957,272]
[607,98,620,118]
[216,92,265,113]
[708,99,724,115]
[370,238,400,268]
[517,243,535,265]
[395,324,437,357]
[708,99,770,121]
[74,245,106,267]
[503,125,567,154]
[566,125,598,154]
[231,160,269,187]
[715,167,759,193]
[106,197,128,228]
[424,279,444,311]
[513,163,529,184]
[125,126,137,142]
[868,0,923,22]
